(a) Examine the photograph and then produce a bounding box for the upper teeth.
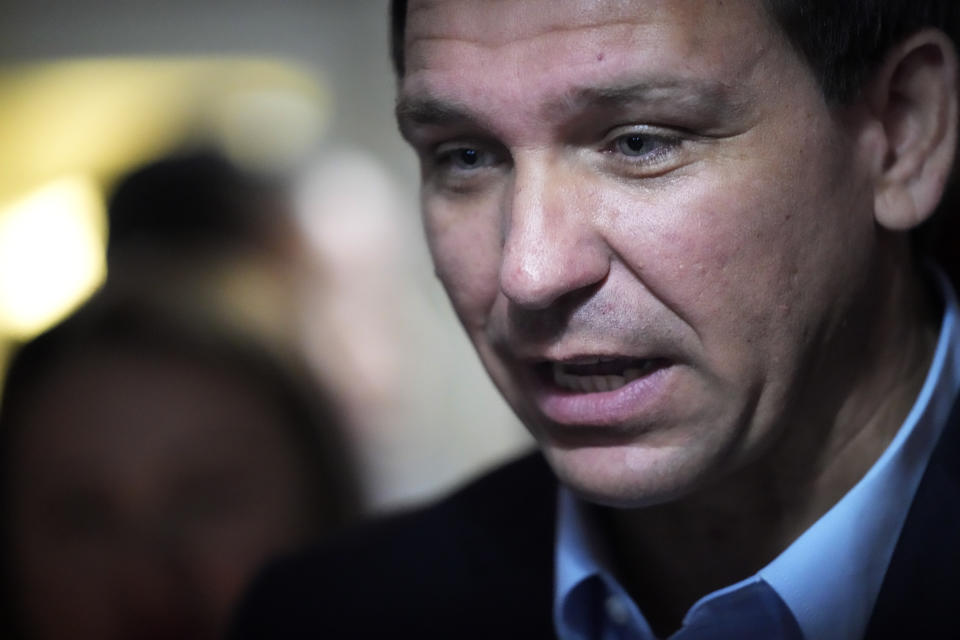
[551,362,651,393]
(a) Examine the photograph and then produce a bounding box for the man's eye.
[616,133,656,156]
[426,143,504,192]
[600,126,688,176]
[435,144,498,171]
[452,148,482,168]
[610,131,675,159]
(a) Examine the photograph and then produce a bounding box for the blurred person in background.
[0,148,362,639]
[0,289,360,640]
[102,149,305,354]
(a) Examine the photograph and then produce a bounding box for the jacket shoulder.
[230,451,558,639]
[865,396,960,638]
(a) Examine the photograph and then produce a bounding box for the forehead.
[402,0,794,116]
[405,0,770,45]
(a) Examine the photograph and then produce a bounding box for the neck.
[605,253,942,635]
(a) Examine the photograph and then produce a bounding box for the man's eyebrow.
[551,79,746,116]
[395,97,476,138]
[395,79,749,139]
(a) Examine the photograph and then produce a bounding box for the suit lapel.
[864,395,960,638]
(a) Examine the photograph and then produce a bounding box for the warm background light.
[0,58,330,207]
[0,175,106,338]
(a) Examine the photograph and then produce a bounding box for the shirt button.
[605,594,632,626]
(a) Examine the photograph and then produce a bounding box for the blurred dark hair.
[763,1,960,103]
[106,149,283,259]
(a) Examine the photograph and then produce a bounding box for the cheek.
[423,198,504,329]
[610,182,798,309]
[608,158,858,366]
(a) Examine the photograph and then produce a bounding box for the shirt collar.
[759,267,960,640]
[554,269,960,640]
[555,489,655,639]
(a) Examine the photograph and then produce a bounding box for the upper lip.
[544,354,633,366]
[498,332,683,368]
[511,347,666,366]
[517,352,672,384]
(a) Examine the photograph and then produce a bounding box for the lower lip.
[531,364,675,427]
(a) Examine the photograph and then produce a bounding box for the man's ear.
[866,29,959,231]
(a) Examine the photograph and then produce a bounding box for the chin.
[543,440,720,509]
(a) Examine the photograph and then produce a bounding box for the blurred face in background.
[6,349,317,640]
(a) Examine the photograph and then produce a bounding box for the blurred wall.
[1,1,412,176]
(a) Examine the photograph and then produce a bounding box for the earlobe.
[867,30,959,231]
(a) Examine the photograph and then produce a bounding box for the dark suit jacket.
[230,403,960,639]
[229,451,558,639]
[863,392,960,639]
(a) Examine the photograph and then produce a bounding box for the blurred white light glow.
[0,176,107,338]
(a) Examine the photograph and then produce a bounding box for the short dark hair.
[389,0,960,103]
[764,0,960,102]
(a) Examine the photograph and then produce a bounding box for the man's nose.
[498,157,609,310]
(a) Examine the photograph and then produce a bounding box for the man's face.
[398,0,882,506]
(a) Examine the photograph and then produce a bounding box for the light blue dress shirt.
[555,270,960,640]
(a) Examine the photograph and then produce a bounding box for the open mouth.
[541,357,668,393]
